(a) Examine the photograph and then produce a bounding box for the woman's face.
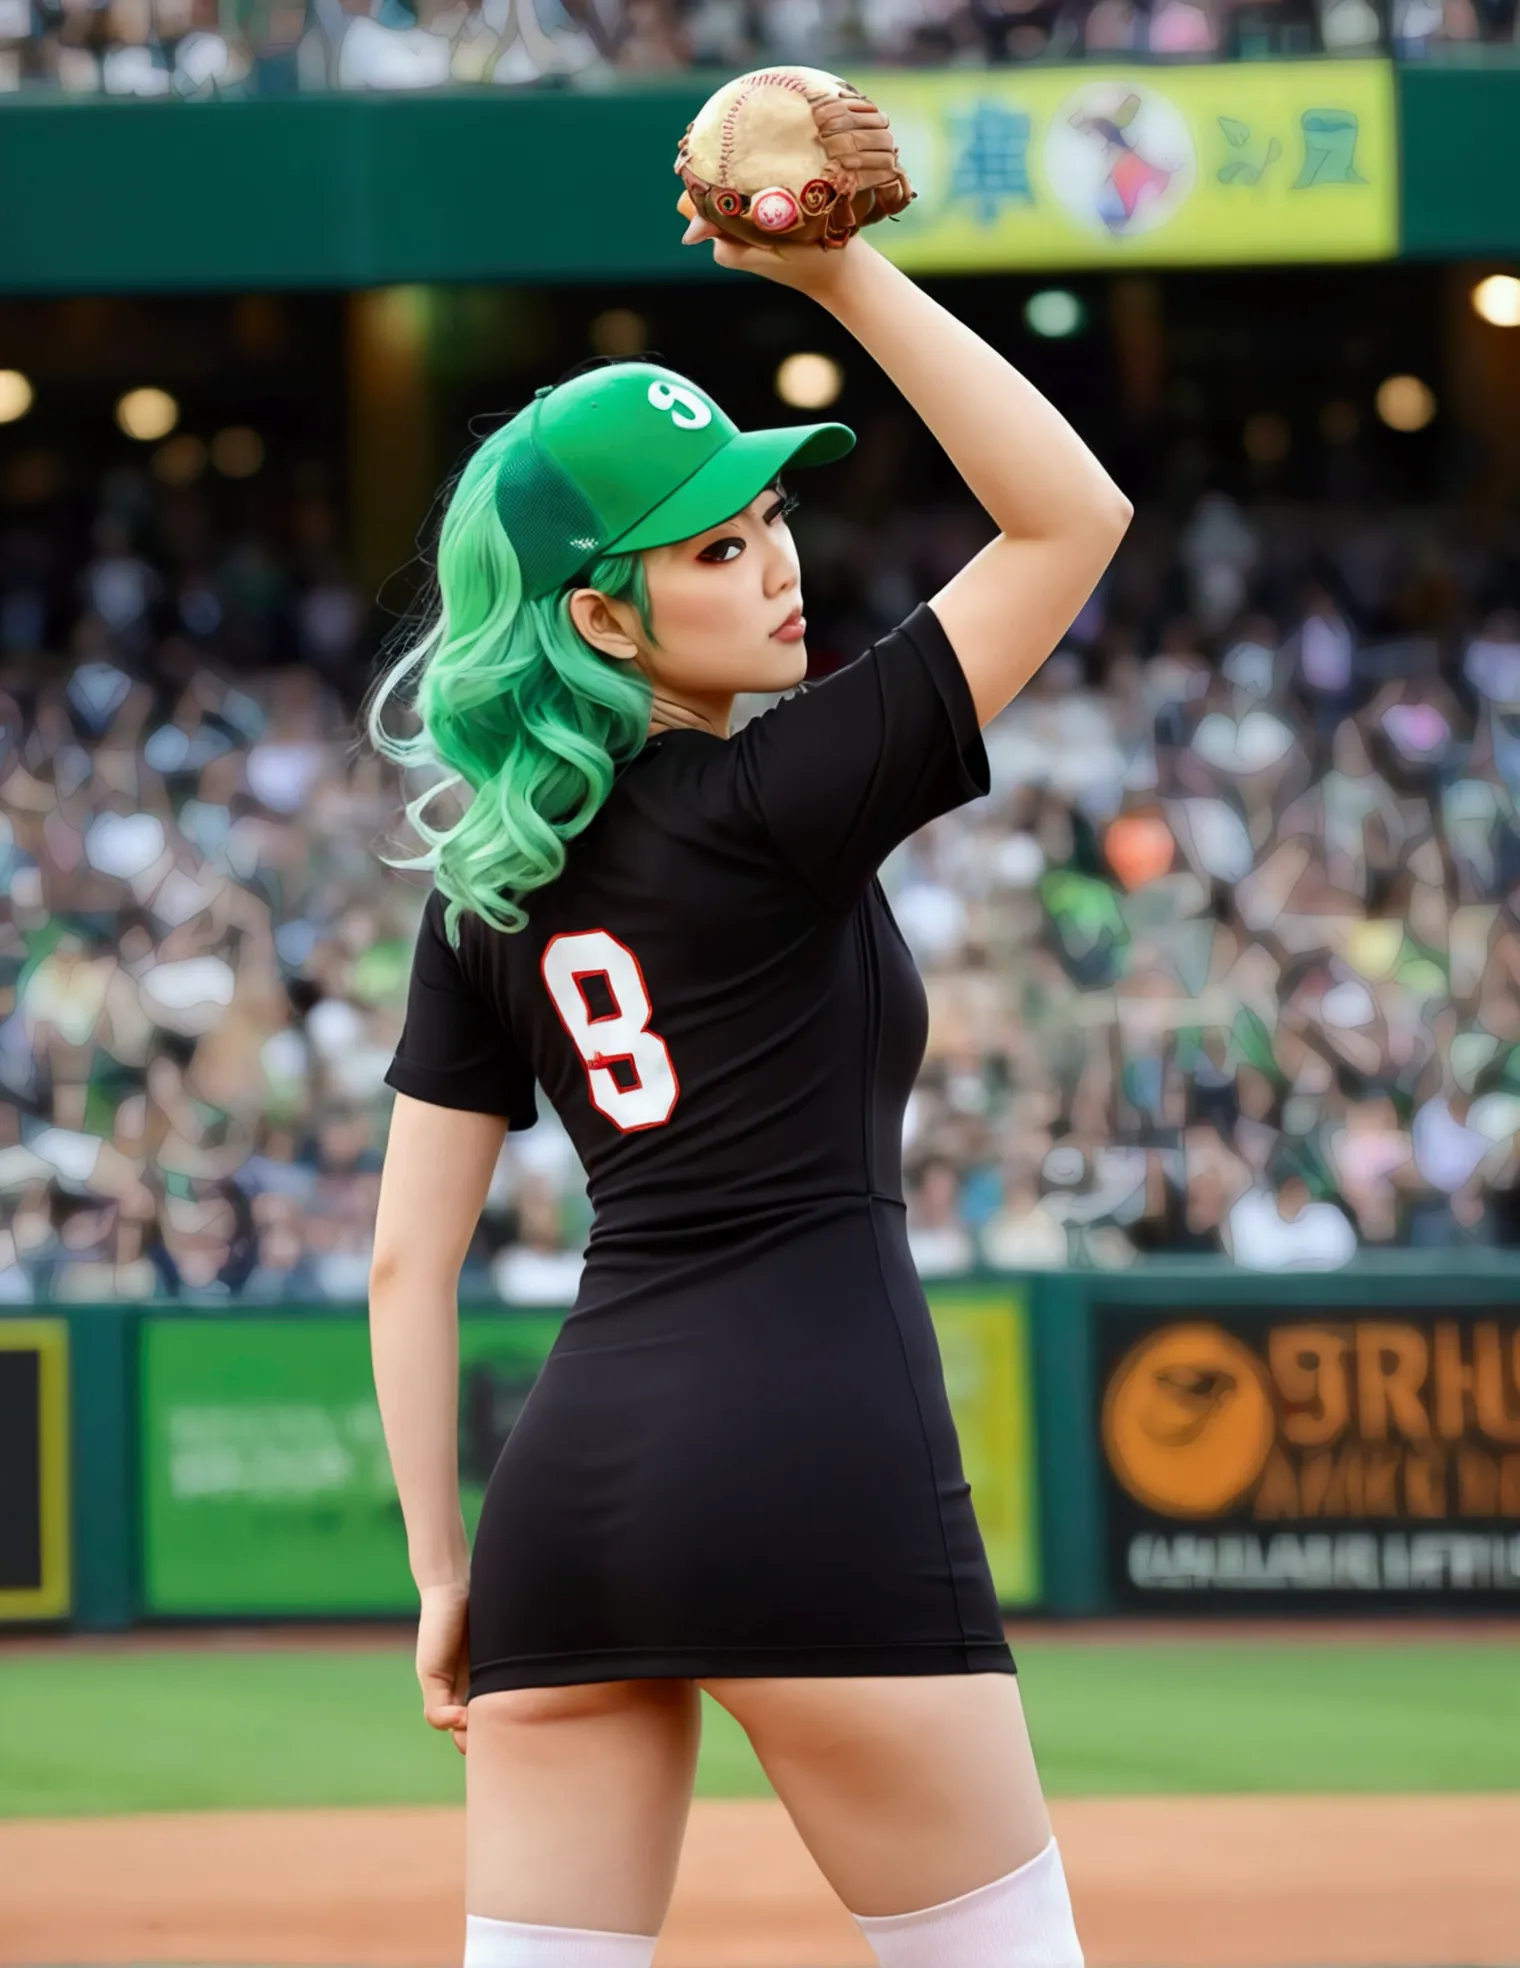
[573,484,805,721]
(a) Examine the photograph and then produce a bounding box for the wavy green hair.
[366,424,655,946]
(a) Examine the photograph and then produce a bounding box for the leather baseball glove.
[674,66,915,251]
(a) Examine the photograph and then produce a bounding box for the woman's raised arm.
[690,229,1133,726]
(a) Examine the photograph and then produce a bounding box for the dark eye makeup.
[697,487,801,564]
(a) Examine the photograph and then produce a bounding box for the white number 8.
[647,380,713,431]
[541,930,679,1132]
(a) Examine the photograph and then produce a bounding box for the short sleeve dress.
[386,603,1016,1694]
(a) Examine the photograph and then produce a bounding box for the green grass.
[0,1638,1515,1819]
[1018,1639,1520,1795]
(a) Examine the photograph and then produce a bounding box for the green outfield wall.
[3,1263,1517,1631]
[1398,63,1520,259]
[0,64,1514,296]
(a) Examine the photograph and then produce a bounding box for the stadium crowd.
[3,445,1520,1303]
[8,0,1516,98]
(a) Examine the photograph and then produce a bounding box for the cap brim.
[605,422,855,555]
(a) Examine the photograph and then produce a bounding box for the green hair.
[366,424,654,946]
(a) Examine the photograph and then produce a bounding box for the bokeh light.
[116,387,179,441]
[151,434,208,486]
[1243,412,1291,463]
[1376,375,1436,432]
[1,449,61,503]
[1025,290,1085,338]
[1472,274,1520,327]
[1319,400,1359,445]
[0,370,34,424]
[590,308,648,357]
[211,427,265,478]
[775,352,843,410]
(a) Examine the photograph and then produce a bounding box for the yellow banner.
[863,61,1397,271]
[929,1290,1041,1606]
[0,1318,72,1622]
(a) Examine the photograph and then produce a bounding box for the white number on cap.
[647,380,713,431]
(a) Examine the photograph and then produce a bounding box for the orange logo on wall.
[1103,1324,1277,1517]
[1101,1317,1520,1523]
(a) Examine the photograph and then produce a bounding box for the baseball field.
[2,1621,1517,1968]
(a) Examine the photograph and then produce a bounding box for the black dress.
[384,603,1015,1695]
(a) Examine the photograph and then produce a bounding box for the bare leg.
[701,1673,1051,1918]
[466,1680,700,1934]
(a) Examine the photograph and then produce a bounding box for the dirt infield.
[3,1795,1517,1968]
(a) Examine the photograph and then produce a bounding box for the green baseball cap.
[492,361,855,599]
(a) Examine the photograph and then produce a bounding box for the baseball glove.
[674,66,914,251]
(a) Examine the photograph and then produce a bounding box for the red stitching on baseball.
[746,70,812,91]
[717,81,752,186]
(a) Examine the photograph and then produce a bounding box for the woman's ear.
[569,588,643,664]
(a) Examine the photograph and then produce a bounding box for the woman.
[367,215,1130,1968]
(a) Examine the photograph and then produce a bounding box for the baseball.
[674,66,914,251]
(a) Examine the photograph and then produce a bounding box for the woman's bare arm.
[819,246,1130,724]
[369,1093,507,1592]
[692,228,1133,726]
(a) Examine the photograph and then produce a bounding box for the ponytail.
[366,426,654,947]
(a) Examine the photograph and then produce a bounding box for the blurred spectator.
[10,0,1520,97]
[5,429,1520,1300]
[906,1155,977,1275]
[1225,1160,1359,1270]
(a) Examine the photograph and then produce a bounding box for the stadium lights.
[211,427,265,478]
[776,352,843,410]
[1320,400,1359,445]
[1243,412,1291,464]
[591,309,648,357]
[1025,290,1085,338]
[116,388,179,442]
[0,370,34,424]
[151,435,208,487]
[1376,374,1436,433]
[1472,275,1520,328]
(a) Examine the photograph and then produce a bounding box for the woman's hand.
[416,1581,470,1755]
[681,211,869,305]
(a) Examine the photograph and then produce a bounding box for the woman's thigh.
[466,1679,701,1933]
[701,1672,1050,1918]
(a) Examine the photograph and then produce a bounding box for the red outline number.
[541,930,679,1132]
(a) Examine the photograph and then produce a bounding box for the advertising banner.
[873,60,1397,272]
[1097,1309,1520,1607]
[140,1314,561,1615]
[0,1318,71,1622]
[932,1292,1040,1607]
[141,1296,1039,1616]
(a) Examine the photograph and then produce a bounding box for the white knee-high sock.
[852,1837,1083,1967]
[463,1913,657,1967]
